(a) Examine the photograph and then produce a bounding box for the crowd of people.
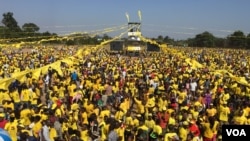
[0,45,250,141]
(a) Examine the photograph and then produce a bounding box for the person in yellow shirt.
[4,115,18,141]
[49,121,58,141]
[168,112,176,126]
[133,97,145,115]
[116,121,125,141]
[201,116,216,141]
[99,106,111,119]
[20,86,31,105]
[135,119,149,141]
[10,88,21,110]
[145,94,156,110]
[124,111,134,141]
[145,113,155,130]
[206,104,217,117]
[84,100,94,117]
[219,102,230,124]
[80,108,89,125]
[3,100,14,111]
[20,103,32,126]
[164,125,180,141]
[150,118,163,141]
[233,110,248,125]
[31,115,42,139]
[79,124,91,141]
[179,121,189,141]
[119,98,128,115]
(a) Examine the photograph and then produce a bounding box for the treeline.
[0,12,111,45]
[0,12,56,41]
[155,31,250,49]
[1,12,250,48]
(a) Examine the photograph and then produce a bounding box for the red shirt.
[0,120,8,129]
[189,124,200,137]
[157,112,169,129]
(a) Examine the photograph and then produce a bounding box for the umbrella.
[0,128,11,141]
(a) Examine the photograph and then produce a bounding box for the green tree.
[22,23,40,34]
[194,31,215,47]
[163,35,175,45]
[227,30,246,48]
[214,37,226,47]
[2,12,21,32]
[157,35,164,43]
[246,33,250,49]
[102,34,111,40]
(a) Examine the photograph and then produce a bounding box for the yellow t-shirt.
[168,117,176,125]
[164,133,178,141]
[145,119,155,129]
[134,98,145,114]
[153,124,162,136]
[203,123,214,139]
[11,90,20,103]
[115,111,124,121]
[119,102,127,113]
[116,127,125,141]
[219,105,230,122]
[21,89,30,102]
[234,116,247,125]
[125,116,133,130]
[20,109,31,126]
[49,127,58,141]
[32,121,42,138]
[81,112,88,124]
[81,130,89,141]
[5,122,18,141]
[178,91,186,104]
[179,127,188,141]
[206,108,217,117]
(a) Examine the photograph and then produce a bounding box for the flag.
[138,10,142,21]
[125,12,129,22]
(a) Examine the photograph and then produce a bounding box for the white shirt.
[39,125,51,141]
[190,82,197,91]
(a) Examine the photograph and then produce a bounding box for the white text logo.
[226,129,246,136]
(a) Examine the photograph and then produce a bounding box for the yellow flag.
[75,48,83,57]
[32,68,42,80]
